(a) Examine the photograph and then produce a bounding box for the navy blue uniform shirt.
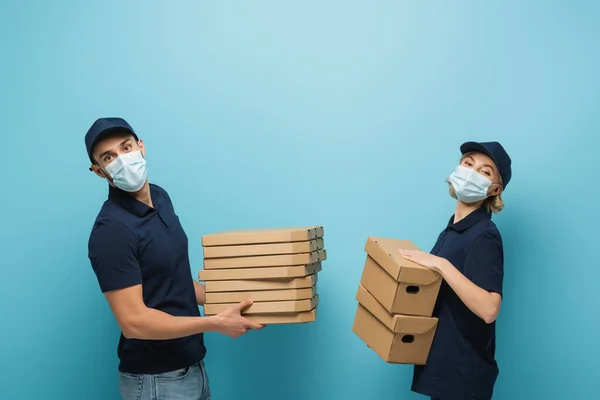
[412,207,504,400]
[88,184,206,374]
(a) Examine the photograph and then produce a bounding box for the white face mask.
[105,150,148,192]
[449,165,493,203]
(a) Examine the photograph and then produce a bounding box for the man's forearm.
[193,280,206,305]
[438,260,501,324]
[126,308,218,340]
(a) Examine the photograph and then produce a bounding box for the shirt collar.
[108,184,159,217]
[447,207,491,232]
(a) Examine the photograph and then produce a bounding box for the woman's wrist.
[435,258,452,276]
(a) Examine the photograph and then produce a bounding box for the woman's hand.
[399,248,502,324]
[398,249,446,273]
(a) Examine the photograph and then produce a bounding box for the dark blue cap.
[85,117,138,163]
[460,141,512,189]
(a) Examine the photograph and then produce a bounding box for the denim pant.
[118,360,210,400]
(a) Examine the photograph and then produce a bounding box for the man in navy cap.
[85,117,263,399]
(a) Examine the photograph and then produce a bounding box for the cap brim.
[460,142,494,162]
[88,127,138,162]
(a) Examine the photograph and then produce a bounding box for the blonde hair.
[447,153,505,214]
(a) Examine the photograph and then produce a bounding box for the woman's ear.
[490,184,503,196]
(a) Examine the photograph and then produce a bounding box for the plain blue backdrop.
[1,1,598,399]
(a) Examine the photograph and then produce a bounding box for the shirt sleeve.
[88,220,143,293]
[463,229,504,296]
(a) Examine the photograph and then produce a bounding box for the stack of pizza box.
[199,226,326,325]
[352,236,442,364]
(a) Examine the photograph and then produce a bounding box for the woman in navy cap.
[398,141,512,400]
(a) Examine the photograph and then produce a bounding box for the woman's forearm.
[437,259,501,324]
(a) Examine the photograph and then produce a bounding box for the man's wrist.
[205,315,222,333]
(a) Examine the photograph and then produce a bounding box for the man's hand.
[213,299,264,338]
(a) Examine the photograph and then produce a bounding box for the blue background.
[1,1,598,399]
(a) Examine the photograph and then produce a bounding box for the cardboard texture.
[361,256,442,317]
[198,262,322,281]
[203,238,325,259]
[202,226,324,247]
[363,237,441,317]
[205,286,316,304]
[364,237,440,283]
[204,295,319,316]
[203,274,317,293]
[203,249,327,270]
[244,309,317,325]
[352,285,438,365]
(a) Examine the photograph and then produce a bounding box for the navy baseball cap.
[85,117,138,164]
[460,141,512,189]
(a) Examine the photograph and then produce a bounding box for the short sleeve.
[88,221,143,293]
[463,229,504,296]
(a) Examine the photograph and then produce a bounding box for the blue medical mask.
[105,150,148,192]
[449,165,493,203]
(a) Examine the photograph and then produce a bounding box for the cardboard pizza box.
[203,238,324,259]
[203,249,327,270]
[245,309,317,325]
[205,286,316,304]
[203,274,317,293]
[204,295,319,316]
[202,226,324,247]
[198,262,322,281]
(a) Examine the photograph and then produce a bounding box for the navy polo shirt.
[412,207,504,400]
[88,184,206,374]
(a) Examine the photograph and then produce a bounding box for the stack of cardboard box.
[199,226,326,325]
[352,236,443,365]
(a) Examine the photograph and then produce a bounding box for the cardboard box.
[203,249,327,270]
[244,309,317,325]
[203,274,317,293]
[361,256,441,317]
[352,285,438,365]
[202,226,324,247]
[363,237,442,317]
[205,286,316,304]
[198,262,322,281]
[203,238,325,259]
[204,295,319,315]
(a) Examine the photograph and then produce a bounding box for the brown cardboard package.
[363,237,442,317]
[204,295,318,316]
[204,249,327,270]
[198,262,322,281]
[203,238,324,259]
[204,274,317,293]
[352,285,438,365]
[200,225,325,325]
[206,285,316,304]
[202,226,324,247]
[244,309,317,325]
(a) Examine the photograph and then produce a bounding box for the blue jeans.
[118,360,210,400]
